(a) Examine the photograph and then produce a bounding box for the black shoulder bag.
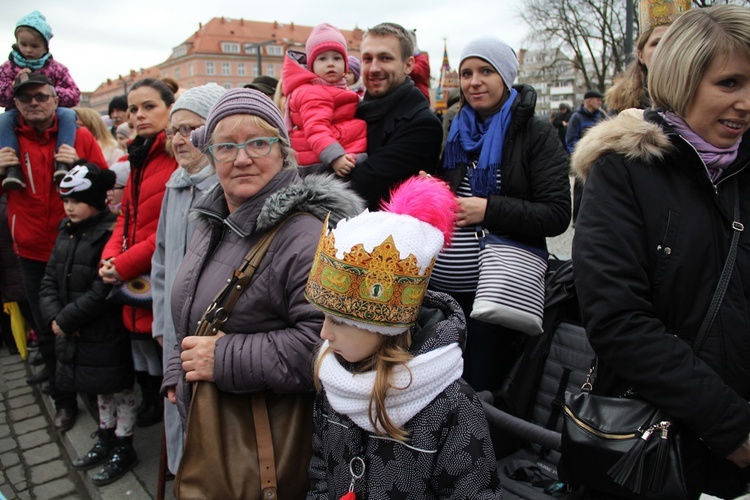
[560,182,743,499]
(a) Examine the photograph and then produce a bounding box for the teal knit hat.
[16,11,53,48]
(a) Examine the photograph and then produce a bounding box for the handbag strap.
[692,181,743,355]
[196,213,305,337]
[251,393,278,499]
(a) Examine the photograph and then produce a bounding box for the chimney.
[290,22,294,30]
[199,22,202,30]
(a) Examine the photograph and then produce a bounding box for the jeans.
[0,108,77,155]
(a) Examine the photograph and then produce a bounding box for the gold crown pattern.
[639,0,691,32]
[305,218,433,329]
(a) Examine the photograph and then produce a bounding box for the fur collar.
[571,109,674,181]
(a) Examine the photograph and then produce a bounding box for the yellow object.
[639,0,691,33]
[4,302,28,360]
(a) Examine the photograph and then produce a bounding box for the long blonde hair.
[604,28,654,114]
[73,107,119,151]
[314,330,414,441]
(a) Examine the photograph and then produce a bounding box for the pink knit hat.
[306,23,348,73]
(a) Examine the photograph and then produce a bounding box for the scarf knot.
[444,88,517,197]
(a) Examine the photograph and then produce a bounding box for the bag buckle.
[732,221,744,232]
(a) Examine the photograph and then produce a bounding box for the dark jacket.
[39,211,132,394]
[550,108,572,148]
[308,291,502,499]
[437,84,571,249]
[0,195,24,302]
[565,104,606,153]
[162,172,365,421]
[571,109,750,491]
[352,78,443,210]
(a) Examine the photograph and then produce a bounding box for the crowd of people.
[0,3,749,499]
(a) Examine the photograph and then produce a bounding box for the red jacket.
[102,132,177,334]
[412,53,431,104]
[4,117,107,262]
[282,51,367,167]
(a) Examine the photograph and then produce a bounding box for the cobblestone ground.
[0,349,86,500]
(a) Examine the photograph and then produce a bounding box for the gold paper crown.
[639,0,691,33]
[304,215,433,331]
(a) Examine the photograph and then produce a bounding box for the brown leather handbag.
[175,217,314,500]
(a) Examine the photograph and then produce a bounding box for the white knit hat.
[108,161,130,187]
[170,83,226,120]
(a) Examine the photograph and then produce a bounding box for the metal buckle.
[732,221,744,232]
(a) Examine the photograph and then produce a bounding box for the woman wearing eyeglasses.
[149,83,224,476]
[161,88,363,497]
[97,78,177,483]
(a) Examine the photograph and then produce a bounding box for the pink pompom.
[380,176,459,246]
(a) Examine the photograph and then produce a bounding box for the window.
[174,67,181,79]
[266,45,283,56]
[206,62,215,75]
[188,63,194,77]
[221,42,240,54]
[222,62,231,76]
[172,45,187,58]
[223,83,232,90]
[237,63,246,76]
[252,65,259,77]
[267,64,275,77]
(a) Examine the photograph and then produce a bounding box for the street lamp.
[625,0,634,64]
[245,40,278,77]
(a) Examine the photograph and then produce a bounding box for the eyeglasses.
[165,124,200,139]
[207,137,279,163]
[16,93,53,104]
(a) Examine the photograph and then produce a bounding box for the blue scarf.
[444,88,517,197]
[10,47,51,71]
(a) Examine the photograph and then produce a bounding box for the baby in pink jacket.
[282,23,367,178]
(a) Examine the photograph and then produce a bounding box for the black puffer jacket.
[571,109,750,493]
[437,84,571,249]
[308,291,502,499]
[0,195,25,302]
[39,211,133,394]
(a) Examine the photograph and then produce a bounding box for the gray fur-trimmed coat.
[162,170,364,422]
[571,109,750,497]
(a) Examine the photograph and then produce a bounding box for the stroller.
[480,260,594,499]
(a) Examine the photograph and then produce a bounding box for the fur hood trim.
[571,109,675,181]
[256,173,365,231]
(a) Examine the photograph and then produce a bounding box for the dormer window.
[221,42,240,54]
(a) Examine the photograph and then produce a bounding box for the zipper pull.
[608,423,659,493]
[339,456,364,500]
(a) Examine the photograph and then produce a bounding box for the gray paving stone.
[13,415,48,435]
[8,394,37,410]
[0,450,21,467]
[18,428,52,450]
[0,424,9,438]
[5,464,24,485]
[17,490,32,500]
[6,377,28,390]
[23,442,61,466]
[9,403,42,421]
[29,459,68,483]
[4,369,26,381]
[30,476,77,499]
[0,436,17,453]
[4,363,26,375]
[0,410,6,424]
[0,484,14,499]
[8,385,33,398]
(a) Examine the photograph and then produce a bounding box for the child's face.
[345,71,357,86]
[16,28,46,60]
[312,50,346,84]
[106,185,125,208]
[321,316,382,363]
[62,198,99,224]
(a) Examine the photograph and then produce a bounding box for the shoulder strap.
[195,212,307,337]
[692,180,743,355]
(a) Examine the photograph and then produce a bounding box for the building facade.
[88,18,364,115]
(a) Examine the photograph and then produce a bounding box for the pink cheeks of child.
[312,50,346,84]
[320,316,382,364]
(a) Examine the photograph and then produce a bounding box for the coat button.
[663,247,672,255]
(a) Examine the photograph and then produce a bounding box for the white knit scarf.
[318,341,464,434]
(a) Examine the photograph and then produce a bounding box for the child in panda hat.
[305,175,502,498]
[39,161,138,486]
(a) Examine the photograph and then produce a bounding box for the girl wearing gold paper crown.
[305,176,502,499]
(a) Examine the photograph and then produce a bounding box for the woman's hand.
[726,436,750,468]
[181,331,225,383]
[456,197,488,227]
[166,387,177,404]
[99,258,122,285]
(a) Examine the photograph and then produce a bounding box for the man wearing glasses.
[0,72,106,432]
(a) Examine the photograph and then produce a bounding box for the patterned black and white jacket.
[307,291,503,499]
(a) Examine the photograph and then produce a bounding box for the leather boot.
[91,435,138,486]
[136,375,163,427]
[2,164,26,190]
[53,161,70,185]
[72,428,115,470]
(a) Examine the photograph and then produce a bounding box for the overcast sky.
[2,1,529,94]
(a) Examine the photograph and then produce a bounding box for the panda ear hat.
[59,162,116,210]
